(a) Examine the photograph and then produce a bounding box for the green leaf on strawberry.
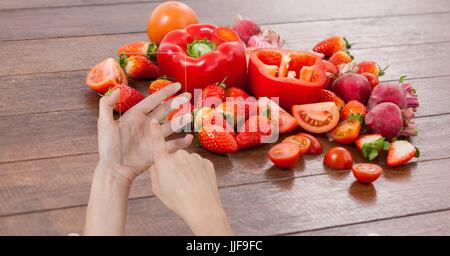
[361,137,390,161]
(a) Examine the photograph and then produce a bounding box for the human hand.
[149,118,233,236]
[97,83,193,186]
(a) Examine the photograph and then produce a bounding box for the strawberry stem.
[146,42,158,62]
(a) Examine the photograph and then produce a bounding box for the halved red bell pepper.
[248,48,328,110]
[157,24,247,94]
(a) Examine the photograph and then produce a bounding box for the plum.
[331,73,371,104]
[368,83,407,110]
[365,102,403,140]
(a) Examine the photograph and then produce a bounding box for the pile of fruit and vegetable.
[85,1,420,185]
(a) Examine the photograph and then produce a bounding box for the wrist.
[94,163,133,190]
[184,205,233,236]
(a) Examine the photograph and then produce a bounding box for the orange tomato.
[147,1,198,44]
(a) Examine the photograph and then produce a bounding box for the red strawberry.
[341,100,367,121]
[148,78,176,101]
[117,41,157,61]
[106,85,145,113]
[329,50,353,66]
[198,125,238,154]
[355,134,390,160]
[119,54,161,79]
[236,115,272,149]
[167,102,192,121]
[231,16,262,44]
[225,87,250,99]
[361,72,379,89]
[357,61,388,77]
[313,35,351,57]
[195,81,226,108]
[387,140,419,167]
[320,89,345,111]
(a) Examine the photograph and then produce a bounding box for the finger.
[150,118,168,158]
[134,83,181,114]
[98,88,120,124]
[161,112,193,137]
[149,92,191,121]
[166,134,193,153]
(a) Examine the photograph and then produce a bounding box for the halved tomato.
[86,58,128,93]
[329,119,361,144]
[297,132,323,154]
[278,111,298,134]
[283,135,310,156]
[352,163,382,184]
[291,102,339,133]
[268,142,301,169]
[258,97,297,134]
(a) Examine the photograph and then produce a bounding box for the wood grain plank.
[1,157,450,235]
[292,210,450,235]
[2,0,450,41]
[1,14,449,77]
[0,0,163,10]
[0,113,447,216]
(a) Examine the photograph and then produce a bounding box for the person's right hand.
[149,118,233,236]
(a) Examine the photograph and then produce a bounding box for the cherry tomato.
[297,132,323,154]
[147,1,198,44]
[282,135,311,156]
[214,27,241,43]
[352,163,382,184]
[85,58,127,93]
[361,72,379,90]
[268,142,301,169]
[329,119,361,144]
[292,102,339,133]
[323,147,353,170]
[278,111,298,134]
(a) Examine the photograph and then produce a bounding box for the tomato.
[352,163,382,184]
[297,132,323,154]
[361,72,379,90]
[323,147,353,170]
[291,102,339,133]
[214,27,241,42]
[85,58,127,93]
[278,111,298,134]
[268,142,301,169]
[147,1,198,44]
[329,119,361,144]
[283,135,310,156]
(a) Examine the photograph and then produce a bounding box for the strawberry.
[313,35,351,57]
[341,100,367,121]
[166,102,192,121]
[236,115,272,149]
[387,140,420,167]
[117,41,157,61]
[119,54,161,79]
[225,87,250,99]
[320,89,345,111]
[105,85,145,113]
[357,61,388,77]
[329,51,353,66]
[148,78,176,101]
[195,81,226,108]
[355,134,390,160]
[198,125,238,154]
[361,72,379,89]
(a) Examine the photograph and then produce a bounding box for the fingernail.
[172,82,181,91]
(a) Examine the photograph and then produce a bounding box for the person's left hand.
[97,83,193,185]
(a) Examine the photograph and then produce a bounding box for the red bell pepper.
[157,24,247,94]
[248,48,328,110]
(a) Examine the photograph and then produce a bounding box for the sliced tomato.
[258,97,297,134]
[86,58,128,93]
[323,147,353,170]
[283,135,310,156]
[296,132,323,154]
[352,163,382,184]
[291,102,339,133]
[278,111,298,134]
[329,119,361,144]
[268,142,301,169]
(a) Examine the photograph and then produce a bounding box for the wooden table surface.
[1,0,450,236]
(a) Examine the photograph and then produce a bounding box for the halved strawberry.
[320,89,345,111]
[313,35,351,57]
[355,134,390,160]
[329,50,353,66]
[117,41,157,61]
[387,140,420,167]
[119,54,161,79]
[198,125,238,154]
